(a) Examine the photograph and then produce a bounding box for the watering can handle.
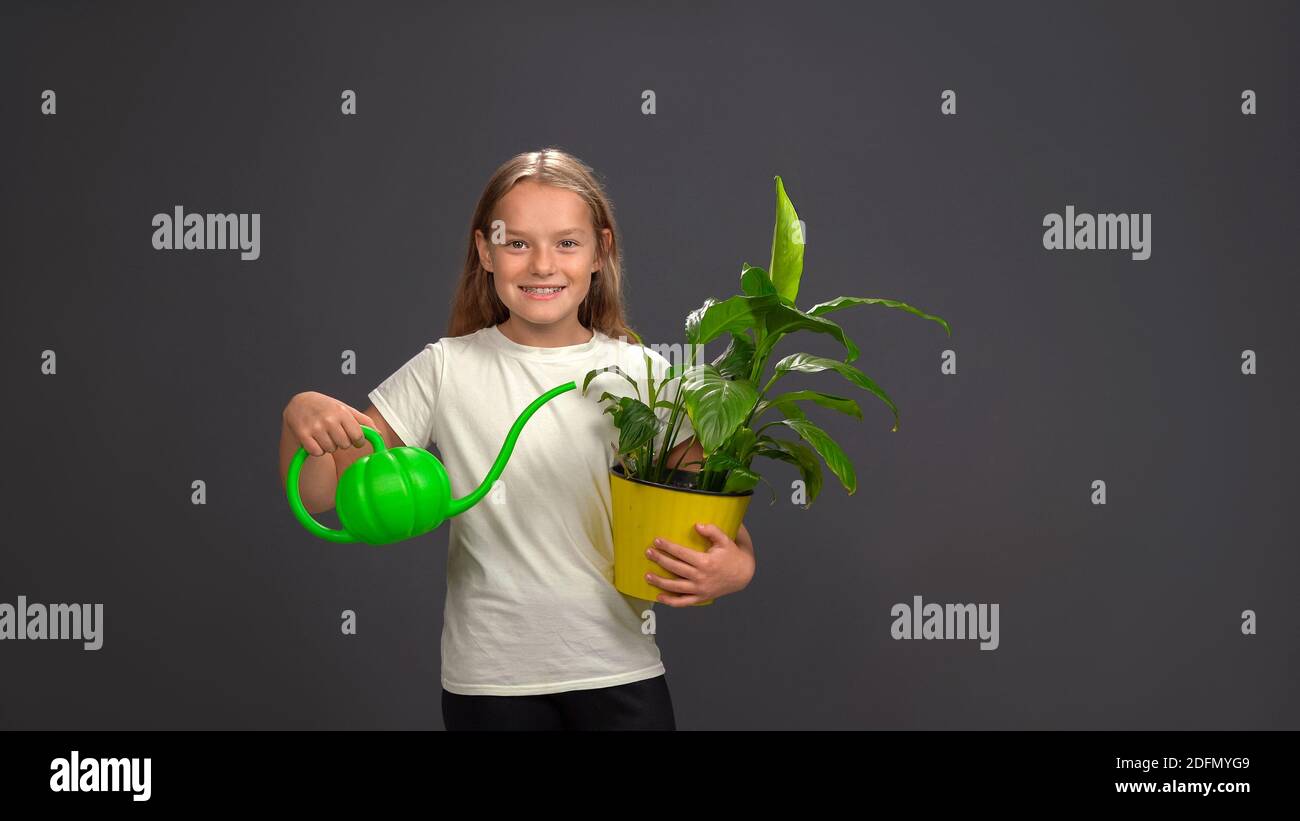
[285,426,388,543]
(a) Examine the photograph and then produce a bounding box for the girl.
[279,148,757,730]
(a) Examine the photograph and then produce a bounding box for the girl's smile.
[518,283,567,300]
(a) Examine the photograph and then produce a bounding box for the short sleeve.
[643,348,696,451]
[367,342,444,449]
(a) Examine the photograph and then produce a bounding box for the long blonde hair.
[447,147,639,342]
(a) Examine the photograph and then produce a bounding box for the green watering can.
[286,381,578,545]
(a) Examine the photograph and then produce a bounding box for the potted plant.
[582,176,952,604]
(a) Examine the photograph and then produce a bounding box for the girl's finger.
[340,417,367,448]
[311,429,336,454]
[657,592,704,607]
[652,538,704,568]
[303,435,327,457]
[646,572,695,594]
[647,547,699,580]
[326,423,354,451]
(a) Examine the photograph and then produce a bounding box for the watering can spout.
[446,380,578,517]
[286,380,580,545]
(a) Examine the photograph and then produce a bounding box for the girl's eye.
[507,239,577,249]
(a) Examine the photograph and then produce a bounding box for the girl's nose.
[532,248,557,274]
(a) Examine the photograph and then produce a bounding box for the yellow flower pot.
[609,464,753,606]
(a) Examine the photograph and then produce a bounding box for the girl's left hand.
[645,523,755,607]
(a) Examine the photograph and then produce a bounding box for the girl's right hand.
[283,391,376,457]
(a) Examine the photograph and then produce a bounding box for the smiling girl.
[279,148,756,730]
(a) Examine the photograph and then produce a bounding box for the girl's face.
[475,179,612,335]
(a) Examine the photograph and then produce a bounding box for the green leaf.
[726,426,758,463]
[599,395,660,454]
[680,364,759,452]
[582,365,642,401]
[770,399,807,421]
[771,353,900,432]
[694,448,767,500]
[702,449,745,474]
[750,470,779,506]
[697,449,741,492]
[806,296,952,337]
[740,263,777,297]
[686,293,771,346]
[722,466,762,495]
[779,419,857,495]
[778,439,824,506]
[690,293,829,354]
[755,390,862,421]
[752,301,860,365]
[686,296,755,345]
[711,331,755,380]
[768,176,804,305]
[754,438,824,507]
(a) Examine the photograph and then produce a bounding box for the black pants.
[442,674,676,731]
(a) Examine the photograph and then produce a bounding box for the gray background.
[2,0,1296,729]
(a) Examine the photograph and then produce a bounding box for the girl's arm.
[735,522,753,556]
[666,435,704,474]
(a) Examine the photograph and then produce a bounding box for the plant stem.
[742,361,783,431]
[651,342,697,484]
[657,390,689,478]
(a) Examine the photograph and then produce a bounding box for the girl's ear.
[473,228,494,272]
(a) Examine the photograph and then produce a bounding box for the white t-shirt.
[368,323,696,696]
